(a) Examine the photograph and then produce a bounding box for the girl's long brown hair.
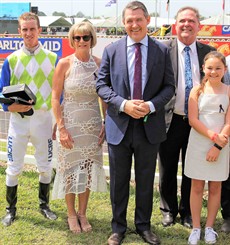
[196,51,227,97]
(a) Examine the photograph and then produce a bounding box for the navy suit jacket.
[96,36,175,145]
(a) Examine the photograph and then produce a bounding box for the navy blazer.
[163,38,216,130]
[96,36,175,145]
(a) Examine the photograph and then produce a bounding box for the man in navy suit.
[96,1,175,244]
[158,6,216,229]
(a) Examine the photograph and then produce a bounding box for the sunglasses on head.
[73,35,92,42]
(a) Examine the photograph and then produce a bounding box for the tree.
[52,11,66,17]
[76,11,85,18]
[150,12,160,17]
[38,11,46,16]
[199,15,206,21]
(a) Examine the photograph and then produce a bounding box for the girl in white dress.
[185,51,230,245]
[51,22,107,234]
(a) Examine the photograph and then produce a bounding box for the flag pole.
[168,1,170,24]
[93,0,95,18]
[155,0,158,31]
[159,0,161,17]
[222,0,225,24]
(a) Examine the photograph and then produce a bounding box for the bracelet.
[211,133,217,142]
[214,143,222,151]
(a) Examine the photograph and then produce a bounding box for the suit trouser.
[221,173,230,219]
[158,113,191,219]
[108,118,159,234]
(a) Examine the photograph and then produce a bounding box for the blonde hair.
[18,12,40,28]
[68,21,97,49]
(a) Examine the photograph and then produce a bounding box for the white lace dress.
[52,55,107,199]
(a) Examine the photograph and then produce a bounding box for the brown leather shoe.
[137,230,160,245]
[107,233,125,245]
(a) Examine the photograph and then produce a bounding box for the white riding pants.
[6,110,53,186]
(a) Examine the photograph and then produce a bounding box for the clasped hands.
[206,133,228,162]
[124,100,150,119]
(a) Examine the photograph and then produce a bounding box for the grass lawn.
[0,163,230,245]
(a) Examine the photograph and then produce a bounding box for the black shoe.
[221,219,230,233]
[40,205,57,220]
[161,213,174,227]
[107,233,125,245]
[2,185,18,226]
[181,215,192,229]
[1,210,16,227]
[39,182,57,220]
[137,230,161,245]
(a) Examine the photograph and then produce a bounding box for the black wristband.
[214,143,222,150]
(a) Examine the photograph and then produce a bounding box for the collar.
[177,39,197,54]
[22,43,42,56]
[127,35,148,47]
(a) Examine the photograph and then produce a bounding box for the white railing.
[0,109,184,186]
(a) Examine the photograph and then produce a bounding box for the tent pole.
[155,0,158,31]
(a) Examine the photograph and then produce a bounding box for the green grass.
[0,165,229,245]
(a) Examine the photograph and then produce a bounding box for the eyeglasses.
[73,35,92,42]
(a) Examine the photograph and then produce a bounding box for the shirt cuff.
[119,99,127,112]
[146,101,155,113]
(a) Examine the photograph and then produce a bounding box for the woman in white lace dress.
[51,21,107,233]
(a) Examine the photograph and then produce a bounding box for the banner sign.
[0,37,73,59]
[171,24,230,37]
[0,35,229,60]
[222,25,230,35]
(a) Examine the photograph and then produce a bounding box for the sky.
[0,0,229,19]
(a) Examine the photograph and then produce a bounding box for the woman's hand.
[214,133,228,148]
[206,146,221,162]
[59,127,74,149]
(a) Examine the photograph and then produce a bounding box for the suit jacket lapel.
[145,37,156,83]
[196,41,206,79]
[170,39,178,84]
[118,37,130,95]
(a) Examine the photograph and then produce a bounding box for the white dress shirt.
[120,35,155,113]
[174,40,200,115]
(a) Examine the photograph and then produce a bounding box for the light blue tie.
[184,46,193,116]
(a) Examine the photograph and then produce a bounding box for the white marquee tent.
[201,14,230,25]
[38,16,72,27]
